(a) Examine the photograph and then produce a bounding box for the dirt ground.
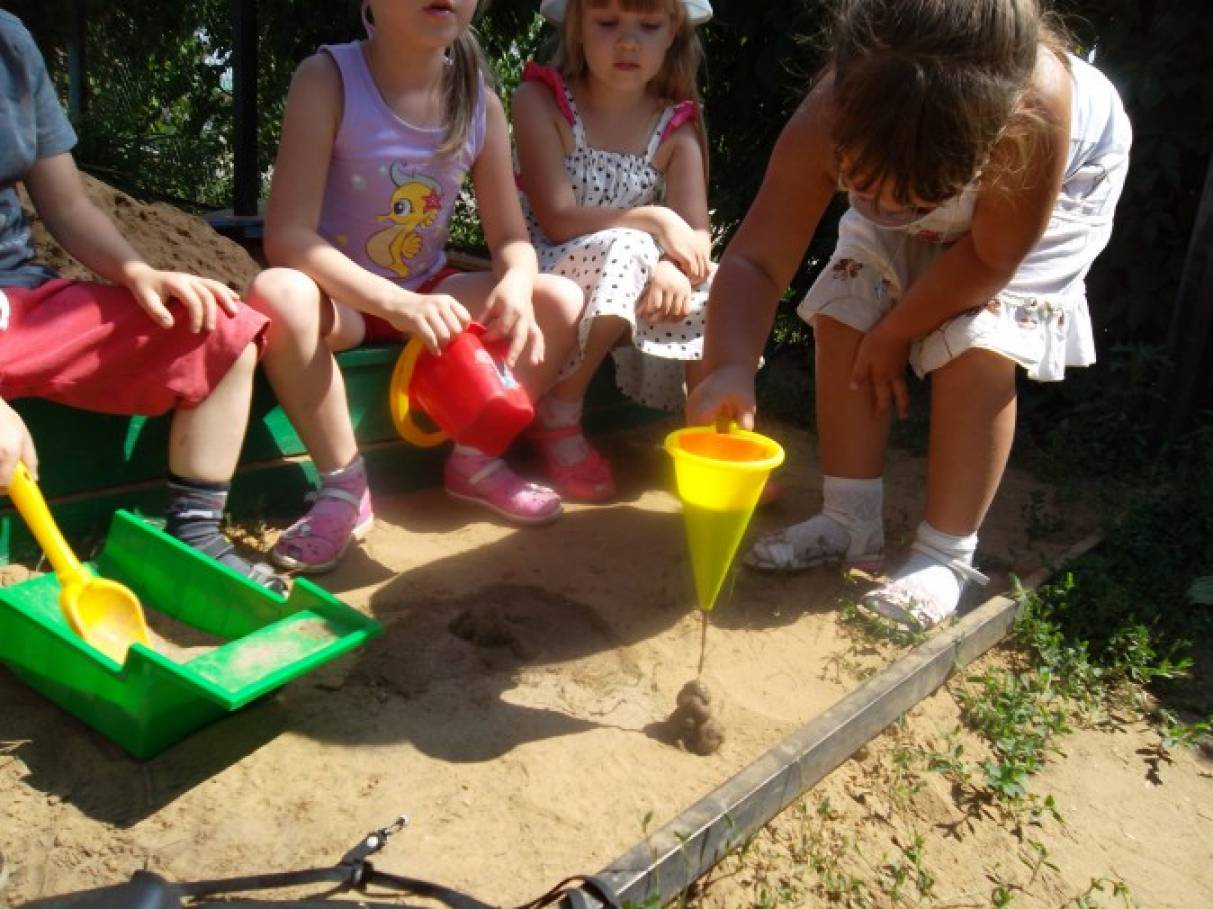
[5,419,1209,907]
[2,185,1210,907]
[691,651,1213,909]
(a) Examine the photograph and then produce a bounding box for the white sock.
[821,475,884,558]
[535,396,589,465]
[874,521,984,627]
[536,395,583,427]
[748,475,883,568]
[453,443,491,459]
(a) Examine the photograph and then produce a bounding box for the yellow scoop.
[7,462,149,664]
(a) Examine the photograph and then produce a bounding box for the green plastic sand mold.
[0,509,381,758]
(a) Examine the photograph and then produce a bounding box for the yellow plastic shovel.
[7,462,150,664]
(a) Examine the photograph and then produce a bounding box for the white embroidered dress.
[798,55,1132,381]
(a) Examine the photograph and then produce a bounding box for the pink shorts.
[361,266,463,345]
[0,279,268,416]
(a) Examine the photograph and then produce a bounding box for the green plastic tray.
[0,510,381,758]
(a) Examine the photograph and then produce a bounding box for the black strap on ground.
[18,819,494,909]
[17,818,621,909]
[173,818,494,909]
[509,874,623,909]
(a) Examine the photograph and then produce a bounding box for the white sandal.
[861,540,990,630]
[744,512,884,573]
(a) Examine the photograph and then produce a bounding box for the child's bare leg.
[169,342,257,481]
[746,316,887,571]
[862,349,1016,629]
[523,314,625,502]
[528,273,583,394]
[546,315,629,402]
[925,348,1017,534]
[244,268,372,572]
[244,267,361,473]
[165,342,285,592]
[815,316,891,478]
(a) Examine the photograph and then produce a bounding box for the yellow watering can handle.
[7,461,88,584]
[390,336,449,448]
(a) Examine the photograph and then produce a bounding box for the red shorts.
[0,279,268,416]
[361,266,463,345]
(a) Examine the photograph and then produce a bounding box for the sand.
[1,418,1163,907]
[1,181,1209,907]
[20,173,259,291]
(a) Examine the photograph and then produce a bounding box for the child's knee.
[207,339,259,400]
[536,273,583,324]
[232,340,259,375]
[246,267,322,325]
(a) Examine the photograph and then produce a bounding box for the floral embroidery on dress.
[832,258,863,279]
[913,229,943,243]
[1014,305,1040,329]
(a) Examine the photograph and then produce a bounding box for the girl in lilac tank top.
[245,0,584,572]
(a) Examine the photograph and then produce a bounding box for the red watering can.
[390,322,534,457]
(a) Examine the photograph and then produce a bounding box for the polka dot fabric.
[519,64,709,413]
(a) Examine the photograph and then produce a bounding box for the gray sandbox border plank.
[563,534,1103,909]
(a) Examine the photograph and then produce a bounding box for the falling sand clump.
[668,678,725,756]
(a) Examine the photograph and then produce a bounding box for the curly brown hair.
[828,0,1070,207]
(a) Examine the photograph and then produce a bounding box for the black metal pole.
[67,0,87,120]
[231,0,259,217]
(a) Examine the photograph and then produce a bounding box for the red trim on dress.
[521,62,576,127]
[659,100,699,145]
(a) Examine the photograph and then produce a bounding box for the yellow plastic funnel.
[665,425,785,611]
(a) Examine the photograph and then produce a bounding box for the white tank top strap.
[645,106,680,162]
[562,83,588,149]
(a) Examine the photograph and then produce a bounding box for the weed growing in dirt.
[953,663,1073,800]
[1066,876,1136,908]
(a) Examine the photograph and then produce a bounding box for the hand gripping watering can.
[390,323,534,458]
[665,423,785,612]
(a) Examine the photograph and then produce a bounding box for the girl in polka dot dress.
[513,0,715,501]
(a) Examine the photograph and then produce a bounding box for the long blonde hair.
[553,0,710,175]
[827,0,1069,205]
[361,0,496,158]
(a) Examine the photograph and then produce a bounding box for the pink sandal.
[528,425,616,503]
[445,455,562,525]
[271,485,375,574]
